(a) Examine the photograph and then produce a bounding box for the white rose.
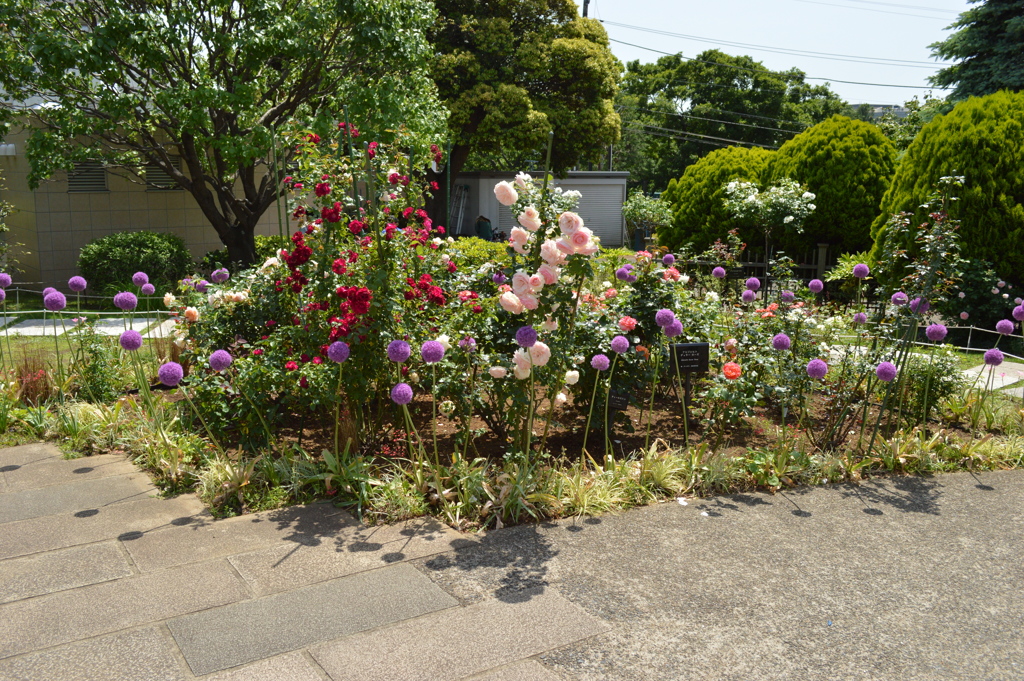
[408,372,420,383]
[163,293,176,308]
[436,334,452,351]
[565,370,580,385]
[783,216,794,224]
[555,392,567,406]
[705,291,720,303]
[488,366,507,379]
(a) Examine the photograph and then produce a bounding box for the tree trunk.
[222,223,259,267]
[424,143,472,235]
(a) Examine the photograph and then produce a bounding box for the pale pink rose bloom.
[513,349,532,379]
[498,284,512,293]
[184,306,200,322]
[513,364,531,380]
[514,172,532,190]
[488,366,507,379]
[494,181,518,206]
[518,206,542,231]
[499,292,525,314]
[555,238,575,256]
[540,240,567,266]
[528,341,551,367]
[558,211,584,235]
[960,311,969,320]
[519,293,540,310]
[528,273,545,291]
[510,226,529,245]
[538,263,560,285]
[576,241,600,257]
[604,287,618,299]
[542,315,559,332]
[511,241,530,255]
[570,227,593,250]
[512,271,533,295]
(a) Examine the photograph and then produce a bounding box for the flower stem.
[604,354,619,460]
[581,370,600,468]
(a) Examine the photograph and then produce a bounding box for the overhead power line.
[628,121,781,149]
[618,104,806,134]
[835,0,959,12]
[790,0,955,20]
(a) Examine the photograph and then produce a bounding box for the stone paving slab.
[197,652,325,681]
[0,559,249,659]
[1,453,138,493]
[0,494,205,561]
[310,588,610,681]
[466,660,563,681]
[146,319,177,338]
[3,319,65,336]
[0,472,156,525]
[0,442,62,468]
[964,363,1024,390]
[0,626,185,681]
[88,317,157,336]
[228,515,477,596]
[168,562,458,676]
[0,541,132,604]
[124,502,351,572]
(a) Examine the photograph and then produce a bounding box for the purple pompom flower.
[615,267,630,281]
[68,276,87,292]
[391,382,413,405]
[43,291,66,312]
[0,289,6,304]
[745,277,761,291]
[806,358,828,379]
[591,354,610,371]
[0,273,10,288]
[421,340,445,364]
[984,348,1004,366]
[909,297,929,314]
[662,253,675,266]
[43,287,57,297]
[209,349,233,372]
[140,283,155,296]
[852,263,870,279]
[210,268,230,284]
[119,329,143,352]
[113,291,138,311]
[664,320,684,338]
[327,341,350,363]
[926,323,948,342]
[741,290,756,303]
[772,333,791,351]
[132,272,149,287]
[712,266,726,279]
[808,279,824,293]
[610,335,630,354]
[387,340,411,363]
[996,319,1014,335]
[458,337,477,352]
[158,362,184,387]
[891,292,908,306]
[492,272,507,284]
[195,280,209,293]
[876,361,897,382]
[1013,306,1024,322]
[853,312,867,325]
[515,326,538,348]
[654,308,676,328]
[781,290,795,303]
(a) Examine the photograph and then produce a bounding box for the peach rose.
[528,273,545,291]
[558,211,584,235]
[519,293,539,310]
[512,271,533,295]
[184,306,200,322]
[488,366,507,379]
[494,181,518,206]
[498,283,512,293]
[540,240,567,266]
[499,292,525,314]
[518,206,542,232]
[528,341,551,367]
[538,263,560,286]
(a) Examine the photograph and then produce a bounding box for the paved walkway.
[1,443,1022,680]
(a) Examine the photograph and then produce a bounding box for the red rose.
[367,141,378,158]
[348,219,365,235]
[314,182,331,197]
[253,349,263,356]
[299,376,309,388]
[447,261,457,273]
[306,133,320,144]
[285,361,298,371]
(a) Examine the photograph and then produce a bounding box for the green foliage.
[622,190,672,243]
[448,237,508,271]
[78,231,193,295]
[659,146,774,252]
[875,95,952,153]
[769,115,896,255]
[929,0,1024,101]
[202,235,288,271]
[869,91,1024,279]
[934,258,1015,329]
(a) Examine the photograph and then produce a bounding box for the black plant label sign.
[608,390,630,411]
[671,343,710,373]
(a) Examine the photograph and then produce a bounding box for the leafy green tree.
[617,50,848,194]
[874,95,951,153]
[0,0,445,265]
[769,115,896,255]
[658,145,774,251]
[622,190,672,248]
[929,0,1024,101]
[870,90,1024,281]
[426,1,621,211]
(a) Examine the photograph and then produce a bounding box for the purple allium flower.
[853,312,868,325]
[43,287,57,297]
[387,340,411,363]
[43,291,66,312]
[132,272,149,287]
[391,382,413,405]
[984,348,1004,366]
[852,263,870,279]
[0,289,6,304]
[421,340,445,364]
[806,358,828,379]
[591,353,611,371]
[140,283,155,296]
[210,268,230,284]
[158,362,184,387]
[745,277,761,291]
[625,274,638,283]
[996,319,1014,335]
[458,337,477,352]
[615,267,630,281]
[610,335,630,354]
[926,323,948,342]
[623,263,634,271]
[1013,306,1024,322]
[712,266,726,279]
[909,297,929,314]
[68,276,87,292]
[875,361,897,382]
[891,292,909,306]
[492,272,507,284]
[664,320,684,338]
[741,290,756,303]
[119,329,143,352]
[515,326,538,348]
[209,349,233,372]
[772,333,791,351]
[781,290,795,303]
[195,280,209,293]
[808,279,824,293]
[662,253,675,266]
[113,291,138,311]
[0,273,10,288]
[654,308,676,328]
[327,341,350,363]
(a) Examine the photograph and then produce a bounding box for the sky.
[587,0,973,106]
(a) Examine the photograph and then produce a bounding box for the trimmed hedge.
[78,231,193,295]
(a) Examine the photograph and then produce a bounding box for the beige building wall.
[0,126,282,289]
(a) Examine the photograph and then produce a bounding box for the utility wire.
[790,0,954,20]
[629,121,781,149]
[832,0,959,12]
[618,104,806,134]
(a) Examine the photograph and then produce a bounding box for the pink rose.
[618,316,638,332]
[555,238,575,256]
[488,366,507,378]
[514,172,532,190]
[499,292,525,314]
[498,284,512,293]
[570,227,593,250]
[494,181,518,206]
[512,271,533,295]
[518,206,542,232]
[519,293,539,310]
[576,241,600,257]
[542,315,559,331]
[663,267,681,281]
[528,341,551,367]
[511,240,530,255]
[558,211,584,235]
[540,240,567,266]
[604,287,618,299]
[509,226,529,246]
[538,263,560,285]
[528,273,545,291]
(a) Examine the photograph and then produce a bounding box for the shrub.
[78,231,193,295]
[202,234,288,271]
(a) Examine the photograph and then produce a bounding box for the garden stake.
[581,370,601,467]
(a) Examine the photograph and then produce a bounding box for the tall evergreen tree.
[929,0,1024,101]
